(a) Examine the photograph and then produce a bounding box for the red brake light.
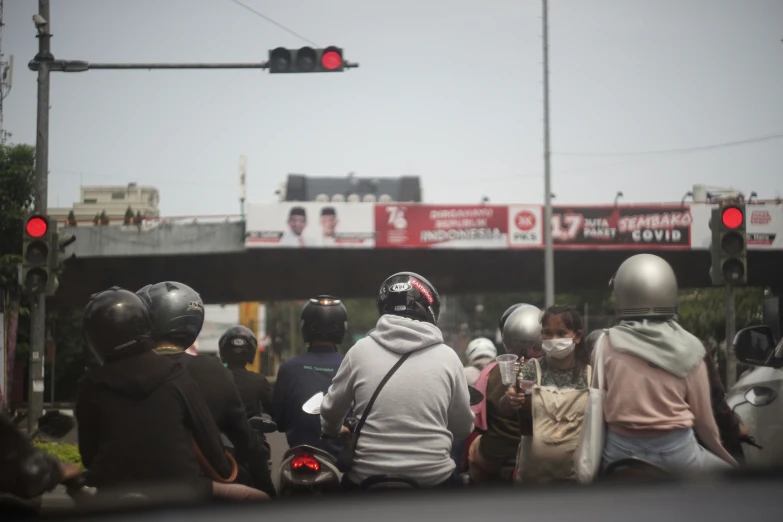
[321,50,342,71]
[26,216,48,238]
[721,207,743,229]
[291,453,320,472]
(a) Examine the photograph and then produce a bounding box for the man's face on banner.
[288,215,306,235]
[321,214,338,237]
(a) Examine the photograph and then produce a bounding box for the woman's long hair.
[540,305,589,382]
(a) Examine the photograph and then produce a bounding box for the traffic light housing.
[268,46,345,73]
[21,214,52,294]
[45,232,77,296]
[710,203,747,286]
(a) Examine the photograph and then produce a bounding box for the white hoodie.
[320,315,475,486]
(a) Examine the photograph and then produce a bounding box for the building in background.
[276,173,422,203]
[49,182,160,225]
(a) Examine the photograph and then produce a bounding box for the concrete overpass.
[50,220,783,306]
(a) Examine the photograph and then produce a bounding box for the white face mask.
[541,338,575,359]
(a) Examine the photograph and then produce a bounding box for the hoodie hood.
[370,314,444,354]
[608,319,705,378]
[84,350,183,397]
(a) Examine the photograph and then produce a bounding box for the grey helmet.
[611,254,678,319]
[502,304,542,355]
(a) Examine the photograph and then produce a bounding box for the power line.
[553,131,783,157]
[228,0,319,47]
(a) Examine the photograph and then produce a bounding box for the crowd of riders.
[0,253,750,503]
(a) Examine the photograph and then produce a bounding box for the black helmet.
[377,272,440,324]
[83,287,154,364]
[300,296,348,344]
[219,325,258,366]
[499,303,523,332]
[136,281,204,348]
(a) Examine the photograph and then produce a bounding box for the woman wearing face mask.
[501,305,591,484]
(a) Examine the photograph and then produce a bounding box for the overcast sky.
[3,0,782,216]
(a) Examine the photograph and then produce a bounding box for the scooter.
[279,386,486,495]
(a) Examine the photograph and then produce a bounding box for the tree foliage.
[0,144,36,286]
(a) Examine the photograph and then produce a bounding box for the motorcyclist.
[598,254,737,471]
[136,282,275,497]
[75,287,264,500]
[219,326,273,419]
[271,296,347,457]
[320,272,474,489]
[468,304,543,484]
[463,337,497,387]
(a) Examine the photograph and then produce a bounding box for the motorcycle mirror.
[302,392,325,415]
[468,386,484,406]
[37,410,76,439]
[249,416,279,434]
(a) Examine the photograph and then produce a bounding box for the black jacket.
[75,351,230,498]
[228,366,273,419]
[272,345,345,456]
[160,352,275,497]
[0,412,63,499]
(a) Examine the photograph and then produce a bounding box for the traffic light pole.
[725,283,737,388]
[28,0,52,433]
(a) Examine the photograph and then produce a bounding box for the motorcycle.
[600,457,675,482]
[248,415,278,475]
[277,386,486,495]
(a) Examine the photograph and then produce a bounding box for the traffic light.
[21,214,52,294]
[45,232,77,296]
[268,46,345,73]
[709,203,747,286]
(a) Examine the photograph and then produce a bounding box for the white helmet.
[465,337,497,365]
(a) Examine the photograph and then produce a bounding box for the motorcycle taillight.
[291,453,321,473]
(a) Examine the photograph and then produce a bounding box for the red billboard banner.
[551,205,693,249]
[374,204,510,249]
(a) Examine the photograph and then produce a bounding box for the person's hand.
[339,425,351,437]
[738,423,750,438]
[506,385,525,409]
[60,462,81,481]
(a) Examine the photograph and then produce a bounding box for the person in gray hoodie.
[320,271,475,488]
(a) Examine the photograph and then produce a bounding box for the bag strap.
[353,352,412,439]
[533,358,542,386]
[591,334,607,389]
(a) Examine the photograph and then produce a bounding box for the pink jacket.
[471,361,498,431]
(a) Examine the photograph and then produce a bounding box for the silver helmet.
[502,304,542,355]
[611,254,678,319]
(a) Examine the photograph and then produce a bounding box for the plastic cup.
[518,380,535,395]
[496,354,519,386]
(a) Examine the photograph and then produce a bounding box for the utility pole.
[28,0,51,433]
[542,0,554,307]
[239,155,247,218]
[725,284,737,387]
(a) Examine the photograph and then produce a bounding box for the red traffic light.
[321,48,343,71]
[721,207,743,229]
[26,216,49,238]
